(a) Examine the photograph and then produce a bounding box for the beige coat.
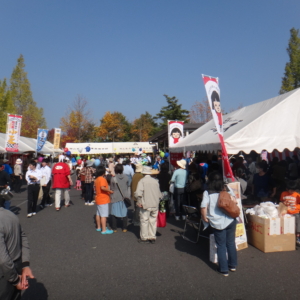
[135,175,163,209]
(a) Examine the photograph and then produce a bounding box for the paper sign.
[284,215,295,234]
[269,218,281,235]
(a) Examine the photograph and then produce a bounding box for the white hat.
[176,159,186,169]
[142,166,159,175]
[135,163,143,173]
[16,159,22,164]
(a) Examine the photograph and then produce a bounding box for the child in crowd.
[280,180,300,245]
[94,166,114,234]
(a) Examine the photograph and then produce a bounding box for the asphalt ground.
[7,182,300,300]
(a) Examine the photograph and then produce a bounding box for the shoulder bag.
[114,177,131,208]
[217,190,240,219]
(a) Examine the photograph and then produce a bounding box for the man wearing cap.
[171,159,188,221]
[0,197,34,299]
[135,166,162,244]
[13,159,23,194]
[52,159,73,211]
[131,163,143,226]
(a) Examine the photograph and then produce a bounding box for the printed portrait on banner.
[203,78,223,135]
[168,121,184,147]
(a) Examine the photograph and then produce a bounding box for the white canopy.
[170,88,300,154]
[0,132,62,154]
[66,142,156,155]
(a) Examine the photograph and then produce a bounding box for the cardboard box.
[247,214,295,253]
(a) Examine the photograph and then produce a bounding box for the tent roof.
[0,133,62,154]
[170,88,300,154]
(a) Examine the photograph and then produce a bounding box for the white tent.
[0,133,62,154]
[66,142,156,155]
[170,88,300,154]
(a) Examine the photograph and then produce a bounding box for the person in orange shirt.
[280,180,300,245]
[94,166,114,235]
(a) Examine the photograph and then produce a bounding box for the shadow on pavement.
[173,234,216,271]
[22,279,48,300]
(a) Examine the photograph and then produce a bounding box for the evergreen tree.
[280,28,300,94]
[154,94,189,129]
[0,79,15,132]
[10,54,47,137]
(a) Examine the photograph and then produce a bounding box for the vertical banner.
[168,120,184,167]
[202,75,234,181]
[36,129,49,152]
[53,128,61,149]
[5,114,22,153]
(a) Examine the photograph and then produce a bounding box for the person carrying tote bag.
[201,172,238,277]
[109,164,129,233]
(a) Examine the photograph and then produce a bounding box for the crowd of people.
[1,148,300,298]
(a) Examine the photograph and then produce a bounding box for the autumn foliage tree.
[60,95,95,146]
[10,54,46,137]
[131,112,157,141]
[97,111,131,142]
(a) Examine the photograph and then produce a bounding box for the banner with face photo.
[168,121,184,147]
[202,75,234,181]
[36,129,49,152]
[53,128,61,149]
[168,121,184,167]
[5,114,22,152]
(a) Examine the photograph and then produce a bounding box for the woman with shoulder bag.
[200,171,238,277]
[110,164,130,232]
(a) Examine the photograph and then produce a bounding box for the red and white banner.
[168,120,184,167]
[202,75,234,181]
[5,114,22,153]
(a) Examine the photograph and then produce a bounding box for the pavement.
[7,184,300,300]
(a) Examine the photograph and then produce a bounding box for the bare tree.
[189,98,212,123]
[60,95,95,143]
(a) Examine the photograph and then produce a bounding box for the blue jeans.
[212,220,237,273]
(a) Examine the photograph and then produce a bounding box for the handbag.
[217,190,240,219]
[114,177,131,208]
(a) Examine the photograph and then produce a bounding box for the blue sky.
[1,0,300,129]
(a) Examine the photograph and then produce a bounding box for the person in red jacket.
[52,159,73,211]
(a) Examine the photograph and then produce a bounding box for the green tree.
[131,112,158,141]
[10,54,47,137]
[0,79,15,132]
[280,28,300,94]
[154,94,189,129]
